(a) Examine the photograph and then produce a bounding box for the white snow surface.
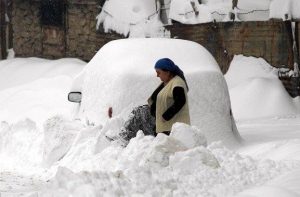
[0,58,85,124]
[1,51,300,196]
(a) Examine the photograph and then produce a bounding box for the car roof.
[87,38,221,75]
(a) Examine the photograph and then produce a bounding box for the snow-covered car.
[68,38,241,147]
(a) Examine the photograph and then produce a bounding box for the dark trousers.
[119,105,156,141]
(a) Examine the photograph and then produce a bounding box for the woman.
[148,58,190,136]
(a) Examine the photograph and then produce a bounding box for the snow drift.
[225,55,300,120]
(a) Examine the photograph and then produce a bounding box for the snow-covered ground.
[0,51,300,197]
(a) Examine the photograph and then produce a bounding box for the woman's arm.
[162,87,186,121]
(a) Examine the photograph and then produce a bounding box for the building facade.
[7,1,298,70]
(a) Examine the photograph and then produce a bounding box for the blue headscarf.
[154,58,189,90]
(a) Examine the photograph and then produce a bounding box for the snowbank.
[0,58,86,124]
[41,133,292,196]
[225,55,300,120]
[0,58,84,91]
[0,119,44,174]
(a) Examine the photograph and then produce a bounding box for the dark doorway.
[40,0,66,58]
[41,0,64,27]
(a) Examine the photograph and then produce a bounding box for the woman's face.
[156,69,173,83]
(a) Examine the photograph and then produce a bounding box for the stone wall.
[66,0,123,61]
[12,0,42,57]
[11,0,123,61]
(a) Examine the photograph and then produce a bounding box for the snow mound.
[0,76,78,124]
[41,136,291,196]
[119,131,187,169]
[225,55,300,120]
[43,115,83,167]
[0,58,85,91]
[169,146,220,173]
[0,119,44,174]
[170,122,207,149]
[0,58,86,124]
[225,55,278,89]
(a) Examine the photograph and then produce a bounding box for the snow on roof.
[80,38,240,147]
[270,0,300,20]
[97,0,167,37]
[169,0,214,24]
[97,0,300,37]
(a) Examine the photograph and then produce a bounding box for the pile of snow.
[225,55,300,120]
[0,119,44,174]
[80,38,241,147]
[0,58,85,175]
[40,128,293,196]
[0,58,85,124]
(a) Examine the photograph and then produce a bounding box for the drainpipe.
[230,0,238,21]
[291,22,300,77]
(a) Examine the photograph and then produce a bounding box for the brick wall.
[167,21,294,73]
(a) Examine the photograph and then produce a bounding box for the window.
[41,0,64,26]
